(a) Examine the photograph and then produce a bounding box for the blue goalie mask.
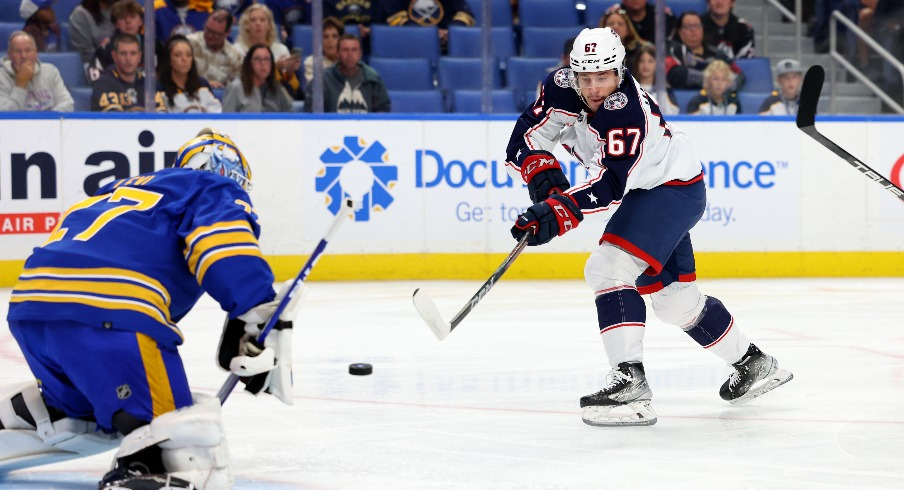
[174,129,252,191]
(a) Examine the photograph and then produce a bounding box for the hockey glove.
[511,193,583,246]
[520,150,570,204]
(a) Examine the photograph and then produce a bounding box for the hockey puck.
[349,363,372,376]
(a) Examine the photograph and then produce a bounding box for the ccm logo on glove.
[511,193,583,246]
[518,150,571,204]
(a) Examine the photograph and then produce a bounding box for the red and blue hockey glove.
[519,150,570,204]
[511,193,583,246]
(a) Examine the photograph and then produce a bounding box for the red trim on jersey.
[704,317,734,348]
[600,322,645,334]
[637,274,698,295]
[664,172,704,186]
[601,232,663,273]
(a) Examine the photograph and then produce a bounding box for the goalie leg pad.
[0,382,121,470]
[113,394,232,490]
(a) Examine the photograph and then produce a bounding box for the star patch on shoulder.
[554,68,572,88]
[603,92,628,110]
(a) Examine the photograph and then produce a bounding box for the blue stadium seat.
[519,0,581,27]
[70,87,92,112]
[452,90,518,113]
[521,26,582,58]
[0,22,21,52]
[41,51,86,88]
[668,0,708,16]
[505,56,558,92]
[672,89,699,113]
[583,0,610,27]
[55,0,83,20]
[437,57,502,91]
[370,25,440,67]
[446,26,516,60]
[734,57,774,93]
[467,0,514,27]
[368,57,434,91]
[739,92,771,114]
[0,3,20,23]
[291,25,312,59]
[388,89,445,113]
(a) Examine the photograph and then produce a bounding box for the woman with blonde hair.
[234,3,302,99]
[599,9,645,60]
[685,59,741,115]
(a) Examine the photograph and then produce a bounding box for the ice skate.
[580,362,657,426]
[99,460,195,490]
[720,344,793,404]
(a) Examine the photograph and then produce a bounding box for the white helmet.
[569,27,627,89]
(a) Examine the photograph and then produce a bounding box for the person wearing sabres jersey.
[506,28,793,427]
[3,129,293,489]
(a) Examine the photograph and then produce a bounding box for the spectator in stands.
[265,0,311,41]
[0,31,73,111]
[215,0,252,19]
[188,9,242,90]
[666,11,745,91]
[20,0,62,53]
[222,44,293,112]
[599,8,647,61]
[810,0,859,54]
[303,16,342,83]
[91,33,163,111]
[155,0,212,41]
[758,58,802,115]
[86,0,143,83]
[156,34,222,113]
[373,0,476,51]
[326,0,372,49]
[703,0,755,59]
[234,4,302,100]
[631,43,679,114]
[304,34,389,113]
[69,0,115,65]
[606,0,675,44]
[685,59,740,115]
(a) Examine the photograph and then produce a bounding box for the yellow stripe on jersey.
[184,220,252,250]
[14,267,171,306]
[14,278,171,321]
[195,245,265,284]
[135,333,176,418]
[185,230,259,274]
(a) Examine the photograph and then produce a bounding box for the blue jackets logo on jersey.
[603,92,628,110]
[316,136,398,221]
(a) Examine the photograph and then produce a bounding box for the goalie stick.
[796,64,904,202]
[217,198,354,403]
[412,231,530,340]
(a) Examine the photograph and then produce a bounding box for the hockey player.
[506,27,793,427]
[2,129,294,489]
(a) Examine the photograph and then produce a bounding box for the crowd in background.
[1,0,902,114]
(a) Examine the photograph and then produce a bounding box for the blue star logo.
[315,136,398,221]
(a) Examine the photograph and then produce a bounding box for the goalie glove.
[215,281,303,405]
[519,150,570,204]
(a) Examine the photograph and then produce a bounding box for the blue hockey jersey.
[7,168,276,347]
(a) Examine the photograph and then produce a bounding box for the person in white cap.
[758,58,803,115]
[21,0,61,52]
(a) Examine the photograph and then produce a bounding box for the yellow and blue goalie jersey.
[7,168,276,347]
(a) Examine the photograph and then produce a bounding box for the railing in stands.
[760,0,802,62]
[829,10,904,114]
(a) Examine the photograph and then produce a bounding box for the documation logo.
[315,136,397,221]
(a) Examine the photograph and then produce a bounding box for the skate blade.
[730,369,794,405]
[581,400,657,427]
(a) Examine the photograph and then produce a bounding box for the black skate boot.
[580,362,656,426]
[99,450,195,490]
[720,344,793,404]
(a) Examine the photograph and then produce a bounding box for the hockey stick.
[412,231,530,340]
[217,198,354,403]
[796,64,904,202]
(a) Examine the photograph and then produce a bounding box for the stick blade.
[412,288,451,341]
[796,64,824,129]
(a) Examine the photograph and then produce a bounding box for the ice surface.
[1,278,903,489]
